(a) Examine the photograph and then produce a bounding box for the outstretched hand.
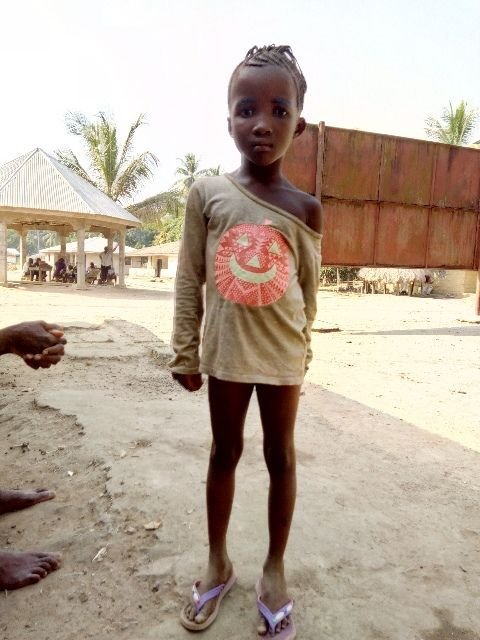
[172,372,203,392]
[0,321,67,369]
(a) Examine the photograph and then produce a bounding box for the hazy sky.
[1,0,479,202]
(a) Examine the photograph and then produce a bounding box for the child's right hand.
[172,373,203,392]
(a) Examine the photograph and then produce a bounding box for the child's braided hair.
[228,45,307,111]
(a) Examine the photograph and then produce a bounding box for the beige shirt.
[169,175,322,385]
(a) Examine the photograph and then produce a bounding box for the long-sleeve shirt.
[169,174,322,385]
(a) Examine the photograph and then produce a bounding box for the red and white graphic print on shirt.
[215,222,290,306]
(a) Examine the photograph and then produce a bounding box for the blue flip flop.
[256,579,296,639]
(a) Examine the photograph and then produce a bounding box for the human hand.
[23,343,66,369]
[172,372,203,392]
[0,321,66,367]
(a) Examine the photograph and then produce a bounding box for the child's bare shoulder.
[283,183,322,233]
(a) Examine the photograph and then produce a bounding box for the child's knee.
[210,440,243,471]
[263,443,295,476]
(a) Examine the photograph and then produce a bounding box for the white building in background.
[7,248,19,265]
[40,236,135,274]
[127,241,180,278]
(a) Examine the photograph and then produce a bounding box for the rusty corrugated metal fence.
[283,123,480,270]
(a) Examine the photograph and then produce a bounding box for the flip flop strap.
[257,599,293,632]
[192,581,225,614]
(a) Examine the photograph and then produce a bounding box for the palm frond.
[54,148,97,186]
[425,101,479,145]
[57,111,157,202]
[111,152,157,203]
[116,114,157,175]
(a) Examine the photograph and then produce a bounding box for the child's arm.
[169,183,207,390]
[299,200,323,372]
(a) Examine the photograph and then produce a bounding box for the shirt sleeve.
[298,234,322,372]
[168,183,207,374]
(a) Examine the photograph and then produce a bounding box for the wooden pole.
[20,227,27,270]
[0,218,7,286]
[75,226,86,290]
[315,121,326,199]
[118,230,126,288]
[475,266,480,316]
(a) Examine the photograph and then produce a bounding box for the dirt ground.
[0,280,479,640]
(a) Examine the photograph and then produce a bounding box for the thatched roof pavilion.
[0,148,141,288]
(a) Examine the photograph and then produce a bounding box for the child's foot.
[0,488,56,515]
[181,559,235,630]
[257,565,292,636]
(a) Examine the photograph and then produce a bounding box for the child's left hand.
[172,373,203,392]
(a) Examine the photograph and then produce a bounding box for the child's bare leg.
[183,376,254,626]
[256,383,301,635]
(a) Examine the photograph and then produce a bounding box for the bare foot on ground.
[0,488,56,515]
[257,564,292,636]
[0,550,62,590]
[181,558,234,628]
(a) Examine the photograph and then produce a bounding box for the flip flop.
[256,579,296,639]
[180,573,237,631]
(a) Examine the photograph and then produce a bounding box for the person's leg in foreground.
[181,377,254,628]
[256,383,301,636]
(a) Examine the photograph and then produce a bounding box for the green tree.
[174,152,209,194]
[425,101,479,145]
[7,230,19,251]
[128,155,219,247]
[55,112,158,203]
[204,165,222,176]
[7,229,60,255]
[125,226,157,249]
[154,216,184,244]
[174,153,221,194]
[129,189,184,226]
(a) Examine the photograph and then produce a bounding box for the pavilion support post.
[0,218,7,286]
[118,230,126,288]
[60,228,67,257]
[475,266,480,316]
[20,227,28,271]
[75,226,87,290]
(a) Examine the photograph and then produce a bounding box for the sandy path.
[0,281,479,639]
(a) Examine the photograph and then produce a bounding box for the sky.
[1,0,479,203]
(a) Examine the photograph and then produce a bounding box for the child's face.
[228,64,305,167]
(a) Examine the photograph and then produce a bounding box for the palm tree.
[425,101,479,146]
[174,153,209,194]
[55,112,158,203]
[205,165,222,176]
[129,189,184,225]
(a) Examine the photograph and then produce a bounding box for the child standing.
[170,45,322,638]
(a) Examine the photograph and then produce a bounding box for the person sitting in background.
[65,264,77,283]
[23,258,34,278]
[53,257,67,281]
[86,262,100,284]
[38,258,52,281]
[30,258,41,281]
